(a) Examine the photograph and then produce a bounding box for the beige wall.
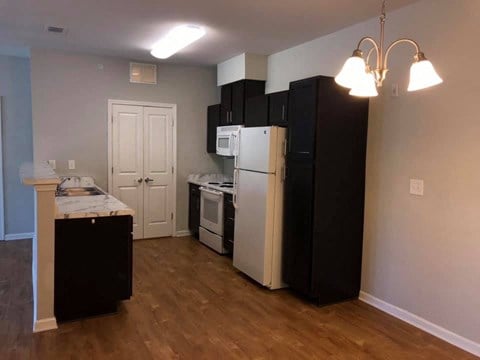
[267,0,480,345]
[30,49,223,232]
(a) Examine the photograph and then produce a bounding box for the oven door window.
[203,197,219,224]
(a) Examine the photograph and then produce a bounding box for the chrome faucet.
[56,177,73,195]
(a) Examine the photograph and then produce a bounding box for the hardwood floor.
[0,237,476,359]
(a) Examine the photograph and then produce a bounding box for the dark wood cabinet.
[245,95,269,127]
[231,81,245,125]
[283,160,314,295]
[188,183,201,238]
[207,104,220,153]
[283,75,369,305]
[268,91,289,127]
[55,215,133,322]
[287,79,317,160]
[220,83,232,125]
[223,193,235,254]
[220,80,265,125]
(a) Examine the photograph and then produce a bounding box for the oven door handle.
[200,187,224,197]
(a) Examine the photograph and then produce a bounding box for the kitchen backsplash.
[223,158,234,176]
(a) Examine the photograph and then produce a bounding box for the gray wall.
[30,49,223,232]
[0,55,34,235]
[267,0,480,345]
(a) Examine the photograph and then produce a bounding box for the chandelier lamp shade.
[335,1,443,97]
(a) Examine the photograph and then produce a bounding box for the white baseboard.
[33,317,58,333]
[5,232,34,241]
[175,230,192,237]
[359,291,480,357]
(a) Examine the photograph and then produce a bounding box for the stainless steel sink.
[56,187,105,197]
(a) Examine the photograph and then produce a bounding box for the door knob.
[145,177,154,183]
[136,178,143,184]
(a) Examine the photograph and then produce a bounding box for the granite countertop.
[187,174,234,195]
[55,193,135,219]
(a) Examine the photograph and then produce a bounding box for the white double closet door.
[112,104,174,240]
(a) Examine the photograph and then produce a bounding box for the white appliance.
[216,125,243,156]
[199,186,229,254]
[233,126,287,289]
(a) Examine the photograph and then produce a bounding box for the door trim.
[0,97,5,241]
[107,99,177,237]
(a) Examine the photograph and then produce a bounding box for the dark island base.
[56,301,119,323]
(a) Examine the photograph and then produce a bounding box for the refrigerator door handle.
[233,129,241,167]
[233,169,239,209]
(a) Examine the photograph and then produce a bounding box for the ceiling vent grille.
[130,62,157,85]
[46,26,66,34]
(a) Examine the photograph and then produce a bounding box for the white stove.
[198,181,234,255]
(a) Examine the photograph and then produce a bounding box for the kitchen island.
[55,185,134,322]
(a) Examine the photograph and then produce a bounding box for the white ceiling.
[0,0,420,65]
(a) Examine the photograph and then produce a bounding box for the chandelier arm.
[383,38,421,70]
[356,37,381,69]
[365,47,378,69]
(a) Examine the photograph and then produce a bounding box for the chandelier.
[335,0,443,97]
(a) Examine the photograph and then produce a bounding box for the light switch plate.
[48,160,56,169]
[410,179,424,196]
[68,160,75,170]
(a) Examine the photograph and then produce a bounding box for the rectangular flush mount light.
[151,25,205,59]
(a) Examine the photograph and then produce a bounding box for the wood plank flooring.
[0,237,476,359]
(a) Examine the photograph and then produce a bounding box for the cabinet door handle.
[137,178,143,184]
[281,105,285,121]
[145,177,154,183]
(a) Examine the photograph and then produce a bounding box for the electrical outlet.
[410,179,424,196]
[68,160,75,170]
[47,160,56,169]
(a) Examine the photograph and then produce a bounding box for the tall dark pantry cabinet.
[283,75,369,305]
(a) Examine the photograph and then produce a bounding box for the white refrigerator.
[233,126,286,290]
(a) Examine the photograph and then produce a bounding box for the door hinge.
[172,166,174,174]
[111,167,114,174]
[171,213,174,220]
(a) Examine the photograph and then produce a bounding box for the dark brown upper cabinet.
[207,104,220,153]
[268,90,289,127]
[220,80,265,126]
[245,95,269,127]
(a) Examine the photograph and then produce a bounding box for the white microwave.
[216,125,243,156]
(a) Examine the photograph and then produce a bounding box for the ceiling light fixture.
[151,25,205,59]
[335,0,443,97]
